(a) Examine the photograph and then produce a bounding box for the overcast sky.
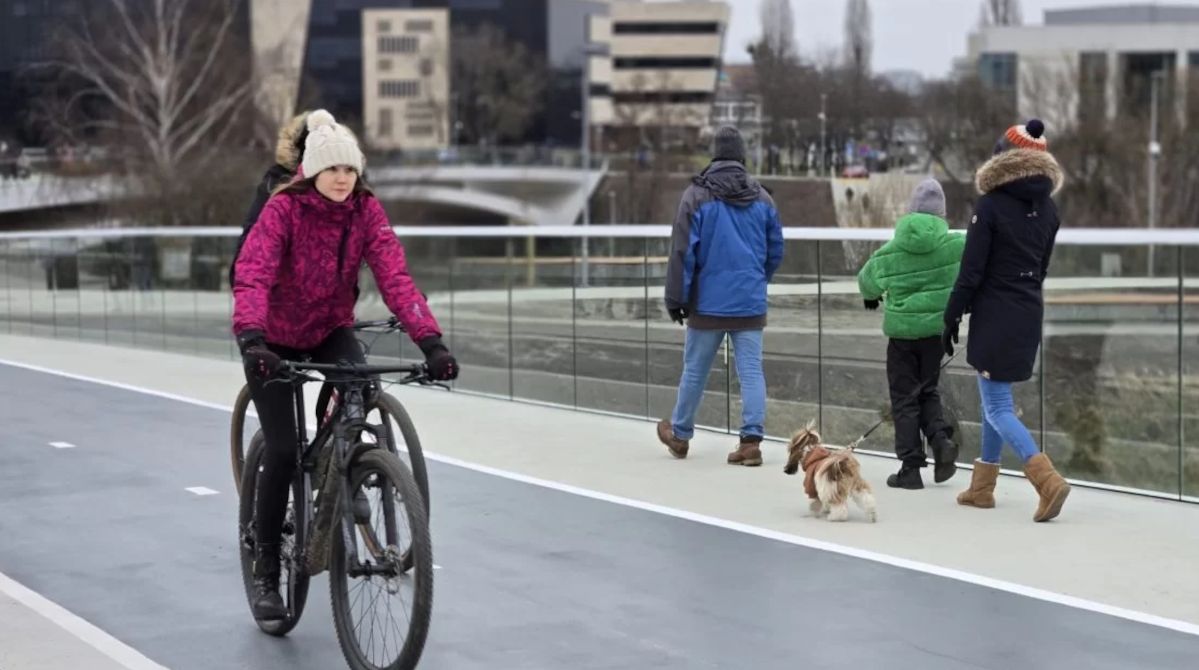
[721,0,1171,78]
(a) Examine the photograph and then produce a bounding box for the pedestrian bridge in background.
[1,153,608,227]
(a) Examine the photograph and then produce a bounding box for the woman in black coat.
[942,119,1071,523]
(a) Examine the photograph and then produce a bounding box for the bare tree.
[451,23,547,146]
[759,0,796,59]
[31,0,253,187]
[980,0,1024,26]
[844,0,873,76]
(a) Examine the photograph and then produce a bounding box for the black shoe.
[887,465,924,490]
[252,543,287,621]
[930,433,959,484]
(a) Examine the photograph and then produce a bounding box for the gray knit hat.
[907,178,946,218]
[712,126,746,163]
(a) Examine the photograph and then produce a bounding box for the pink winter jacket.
[232,188,442,350]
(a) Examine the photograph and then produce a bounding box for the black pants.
[246,328,365,549]
[887,336,949,468]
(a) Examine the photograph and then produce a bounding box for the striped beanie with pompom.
[993,118,1048,155]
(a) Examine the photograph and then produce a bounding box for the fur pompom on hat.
[994,118,1048,155]
[300,109,364,178]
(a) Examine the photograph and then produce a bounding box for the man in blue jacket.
[657,126,785,466]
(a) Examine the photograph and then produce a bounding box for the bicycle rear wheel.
[330,450,433,670]
[230,384,253,495]
[239,431,311,636]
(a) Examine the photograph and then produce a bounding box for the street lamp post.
[819,93,828,177]
[580,46,593,287]
[1147,70,1164,277]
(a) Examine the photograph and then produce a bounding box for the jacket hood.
[893,212,949,254]
[275,112,310,170]
[975,148,1064,198]
[692,160,761,207]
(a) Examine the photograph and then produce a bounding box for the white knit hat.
[300,109,364,178]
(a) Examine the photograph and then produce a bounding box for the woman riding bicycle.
[232,109,458,621]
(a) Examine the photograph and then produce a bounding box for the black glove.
[668,307,689,325]
[418,337,459,381]
[237,330,281,379]
[941,321,960,357]
[863,299,880,311]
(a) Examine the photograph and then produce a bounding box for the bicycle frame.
[271,360,428,579]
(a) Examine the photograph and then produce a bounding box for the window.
[1079,52,1108,122]
[613,22,719,34]
[1191,51,1199,67]
[377,19,391,34]
[379,108,393,137]
[419,58,434,77]
[589,83,611,97]
[379,58,392,72]
[978,52,1018,90]
[406,20,434,33]
[612,91,713,104]
[407,125,436,137]
[614,57,717,69]
[379,80,420,98]
[379,36,418,54]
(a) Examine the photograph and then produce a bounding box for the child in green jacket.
[858,179,965,489]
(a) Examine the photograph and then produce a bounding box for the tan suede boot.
[656,420,689,459]
[727,442,763,466]
[956,460,1000,508]
[1024,453,1070,522]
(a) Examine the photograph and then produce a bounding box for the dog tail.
[826,452,856,480]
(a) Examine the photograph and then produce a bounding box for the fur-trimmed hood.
[275,112,309,171]
[975,148,1064,197]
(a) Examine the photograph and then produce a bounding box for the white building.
[965,4,1199,127]
[361,9,451,151]
[586,0,730,146]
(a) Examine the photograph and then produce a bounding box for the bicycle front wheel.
[372,392,430,517]
[330,450,433,670]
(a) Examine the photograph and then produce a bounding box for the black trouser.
[246,328,365,549]
[887,336,949,468]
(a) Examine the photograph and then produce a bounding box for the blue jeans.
[978,375,1040,464]
[670,328,766,441]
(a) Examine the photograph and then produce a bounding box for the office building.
[361,8,450,151]
[965,3,1199,127]
[587,0,730,147]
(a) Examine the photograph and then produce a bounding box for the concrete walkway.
[0,334,1197,668]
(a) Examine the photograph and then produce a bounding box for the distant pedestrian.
[858,178,964,489]
[657,126,784,465]
[944,118,1071,522]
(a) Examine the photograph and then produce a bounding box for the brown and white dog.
[783,424,877,522]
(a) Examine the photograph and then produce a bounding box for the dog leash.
[845,350,960,451]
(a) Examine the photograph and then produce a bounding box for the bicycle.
[230,318,434,519]
[238,358,433,670]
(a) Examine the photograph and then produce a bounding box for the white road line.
[49,441,77,449]
[0,571,167,670]
[185,487,219,496]
[3,356,1198,639]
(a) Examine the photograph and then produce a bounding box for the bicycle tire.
[230,384,253,495]
[330,450,433,670]
[239,431,311,636]
[373,392,431,518]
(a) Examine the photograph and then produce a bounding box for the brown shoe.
[656,420,689,459]
[956,460,999,509]
[1023,453,1070,522]
[727,442,763,467]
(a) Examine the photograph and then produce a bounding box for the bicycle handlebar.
[352,316,403,331]
[269,359,449,390]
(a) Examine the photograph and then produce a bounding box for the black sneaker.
[252,543,287,621]
[887,465,924,490]
[930,433,959,484]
